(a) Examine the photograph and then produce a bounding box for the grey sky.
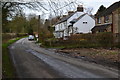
[82,0,120,14]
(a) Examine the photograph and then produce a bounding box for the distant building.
[91,1,120,34]
[54,5,95,39]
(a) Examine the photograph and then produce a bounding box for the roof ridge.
[69,13,87,24]
[77,13,87,20]
[56,12,76,24]
[95,1,120,17]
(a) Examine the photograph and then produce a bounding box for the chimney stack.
[77,5,84,12]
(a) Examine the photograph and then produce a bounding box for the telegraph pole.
[37,15,40,42]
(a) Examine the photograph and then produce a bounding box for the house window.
[97,18,101,24]
[104,16,109,23]
[83,22,87,24]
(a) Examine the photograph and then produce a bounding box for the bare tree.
[1,0,49,32]
[1,0,85,33]
[46,0,82,18]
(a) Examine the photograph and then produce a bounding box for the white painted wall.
[73,14,95,33]
[54,24,60,38]
[64,29,68,37]
[54,22,66,38]
[55,24,59,31]
[63,12,85,37]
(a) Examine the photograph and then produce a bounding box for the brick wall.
[95,8,119,34]
[109,14,113,23]
[96,14,113,25]
[118,8,120,33]
[106,25,112,32]
[112,8,119,33]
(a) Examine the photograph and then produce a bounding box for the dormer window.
[97,18,101,24]
[104,16,109,23]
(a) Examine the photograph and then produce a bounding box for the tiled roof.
[77,13,87,20]
[91,23,112,31]
[95,1,120,17]
[55,12,75,24]
[70,13,86,24]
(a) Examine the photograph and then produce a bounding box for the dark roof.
[91,23,112,31]
[56,12,75,24]
[70,13,86,24]
[70,19,77,24]
[77,13,87,20]
[70,13,95,24]
[95,1,120,17]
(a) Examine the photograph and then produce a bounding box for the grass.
[2,36,27,78]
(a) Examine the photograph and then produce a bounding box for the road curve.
[9,38,119,78]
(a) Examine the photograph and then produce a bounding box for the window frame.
[104,15,109,23]
[97,17,101,24]
[83,21,87,24]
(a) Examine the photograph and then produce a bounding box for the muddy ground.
[55,48,120,69]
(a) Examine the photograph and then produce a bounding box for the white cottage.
[54,5,95,39]
[69,13,95,34]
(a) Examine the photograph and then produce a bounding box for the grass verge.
[2,36,27,78]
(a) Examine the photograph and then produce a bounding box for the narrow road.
[9,38,119,78]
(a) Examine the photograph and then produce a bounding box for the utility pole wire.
[46,0,78,17]
[47,0,57,16]
[36,2,48,11]
[56,2,74,10]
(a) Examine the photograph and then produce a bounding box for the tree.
[8,14,28,33]
[1,1,46,33]
[1,0,84,33]
[44,19,50,30]
[98,5,106,12]
[28,15,39,34]
[2,2,25,32]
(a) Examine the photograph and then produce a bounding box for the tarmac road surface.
[9,38,119,78]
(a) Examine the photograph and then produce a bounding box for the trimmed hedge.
[2,33,27,43]
[44,33,120,48]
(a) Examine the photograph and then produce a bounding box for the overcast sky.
[81,0,120,14]
[23,0,120,19]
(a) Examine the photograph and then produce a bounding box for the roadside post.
[37,15,40,42]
